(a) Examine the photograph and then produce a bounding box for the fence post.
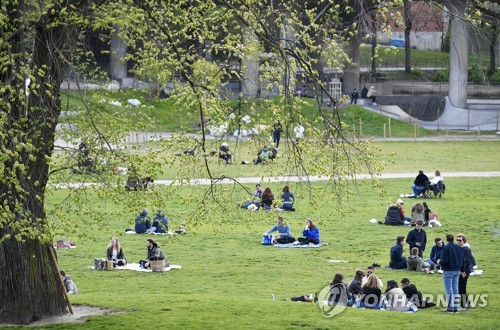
[477,123,481,140]
[359,118,362,137]
[383,123,386,138]
[388,118,392,138]
[414,124,417,141]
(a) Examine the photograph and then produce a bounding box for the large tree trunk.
[0,1,80,324]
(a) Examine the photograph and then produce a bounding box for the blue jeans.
[443,271,460,311]
[425,258,437,270]
[412,184,424,197]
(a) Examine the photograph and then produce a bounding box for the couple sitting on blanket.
[263,216,320,245]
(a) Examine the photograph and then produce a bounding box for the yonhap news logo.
[316,285,349,318]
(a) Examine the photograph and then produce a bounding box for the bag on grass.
[94,258,107,270]
[262,234,273,245]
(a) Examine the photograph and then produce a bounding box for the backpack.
[94,258,107,270]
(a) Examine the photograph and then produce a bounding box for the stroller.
[420,180,445,198]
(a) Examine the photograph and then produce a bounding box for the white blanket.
[92,263,181,272]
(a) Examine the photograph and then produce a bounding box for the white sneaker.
[373,103,377,105]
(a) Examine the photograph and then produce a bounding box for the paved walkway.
[53,171,500,189]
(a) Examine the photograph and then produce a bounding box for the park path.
[153,171,500,186]
[54,171,500,189]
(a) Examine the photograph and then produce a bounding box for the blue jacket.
[406,228,427,254]
[440,242,464,271]
[135,211,151,233]
[429,244,444,263]
[153,215,169,233]
[302,226,320,242]
[267,224,292,238]
[390,243,407,269]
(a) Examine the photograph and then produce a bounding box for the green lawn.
[48,175,500,329]
[42,140,500,330]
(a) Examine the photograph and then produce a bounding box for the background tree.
[0,0,390,324]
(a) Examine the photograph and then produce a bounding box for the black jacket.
[385,206,404,226]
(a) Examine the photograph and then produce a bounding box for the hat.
[401,278,410,284]
[396,199,404,205]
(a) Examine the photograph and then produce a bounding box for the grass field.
[37,137,500,329]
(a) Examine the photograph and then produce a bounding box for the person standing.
[440,234,464,313]
[350,88,359,104]
[272,121,282,149]
[389,236,407,269]
[457,234,474,309]
[406,220,427,257]
[360,85,368,98]
[294,122,304,143]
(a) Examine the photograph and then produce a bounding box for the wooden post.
[359,118,362,137]
[383,123,386,138]
[413,124,417,141]
[477,123,481,140]
[388,118,391,137]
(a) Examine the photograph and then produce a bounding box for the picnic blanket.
[273,242,330,248]
[91,263,181,272]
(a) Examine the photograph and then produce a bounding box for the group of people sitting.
[241,184,296,211]
[292,266,436,312]
[411,170,445,198]
[219,142,278,165]
[262,216,320,245]
[106,236,169,270]
[384,199,440,227]
[134,208,170,234]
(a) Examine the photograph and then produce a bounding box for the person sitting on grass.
[400,278,436,308]
[358,274,382,309]
[140,238,169,269]
[384,203,405,226]
[389,236,407,269]
[298,218,320,245]
[260,187,275,211]
[263,216,296,244]
[407,247,433,273]
[134,208,151,234]
[279,185,295,211]
[152,210,169,234]
[241,184,262,209]
[410,203,424,226]
[425,237,444,270]
[106,237,127,267]
[253,146,270,165]
[348,269,365,297]
[268,144,278,161]
[329,273,353,306]
[383,280,418,312]
[60,270,78,294]
[423,202,441,227]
